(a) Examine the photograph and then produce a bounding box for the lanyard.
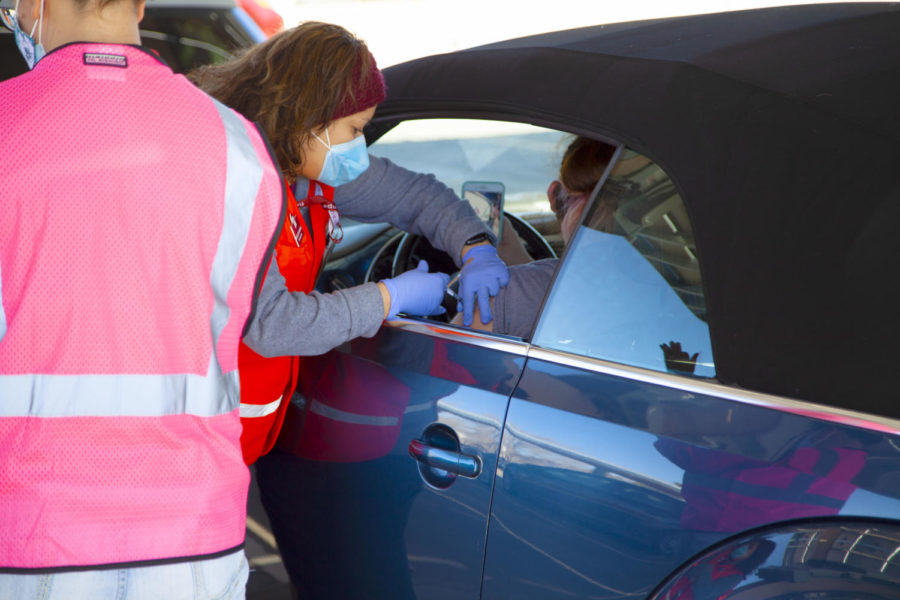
[299,180,343,244]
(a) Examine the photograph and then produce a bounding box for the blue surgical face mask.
[8,0,45,69]
[313,128,370,188]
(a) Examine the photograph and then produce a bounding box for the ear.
[136,0,145,22]
[547,180,561,210]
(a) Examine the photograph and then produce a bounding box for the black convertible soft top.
[375,3,900,418]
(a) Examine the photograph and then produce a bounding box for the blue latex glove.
[381,260,451,320]
[458,244,510,326]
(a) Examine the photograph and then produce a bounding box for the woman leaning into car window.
[188,24,510,596]
[187,23,509,463]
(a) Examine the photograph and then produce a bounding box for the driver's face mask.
[312,128,370,188]
[1,0,46,69]
[550,182,590,246]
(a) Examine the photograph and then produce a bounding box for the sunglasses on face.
[550,182,588,220]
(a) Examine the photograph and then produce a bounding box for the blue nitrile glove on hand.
[381,260,451,320]
[458,243,510,326]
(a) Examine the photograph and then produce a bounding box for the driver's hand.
[458,244,510,326]
[381,260,451,320]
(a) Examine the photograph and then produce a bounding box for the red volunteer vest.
[239,181,335,464]
[278,339,476,463]
[285,342,411,462]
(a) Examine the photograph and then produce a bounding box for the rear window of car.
[533,149,715,378]
[139,8,259,73]
[0,7,258,81]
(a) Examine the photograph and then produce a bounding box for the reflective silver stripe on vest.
[309,399,399,427]
[240,395,283,419]
[403,402,432,415]
[0,355,238,417]
[0,104,265,419]
[210,100,266,405]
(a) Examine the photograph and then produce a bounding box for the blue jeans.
[0,549,248,600]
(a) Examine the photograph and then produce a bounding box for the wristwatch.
[463,232,494,247]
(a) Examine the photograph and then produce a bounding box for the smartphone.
[461,181,505,240]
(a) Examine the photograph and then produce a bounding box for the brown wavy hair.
[559,136,617,232]
[559,136,615,194]
[188,22,377,183]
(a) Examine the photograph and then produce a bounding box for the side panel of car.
[266,326,525,599]
[481,355,900,599]
[650,521,900,600]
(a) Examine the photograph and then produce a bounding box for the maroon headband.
[332,50,387,120]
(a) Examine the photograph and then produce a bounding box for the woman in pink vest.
[0,1,284,598]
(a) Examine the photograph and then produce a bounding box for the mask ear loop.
[35,0,43,44]
[24,0,44,40]
[312,127,332,150]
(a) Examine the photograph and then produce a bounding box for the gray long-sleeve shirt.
[242,155,490,357]
[490,258,558,339]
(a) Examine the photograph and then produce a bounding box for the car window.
[532,149,716,378]
[139,8,260,73]
[0,32,25,83]
[370,118,568,239]
[0,8,258,81]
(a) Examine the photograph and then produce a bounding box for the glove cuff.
[461,243,498,262]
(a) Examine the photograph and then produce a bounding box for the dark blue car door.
[268,323,525,599]
[479,147,900,599]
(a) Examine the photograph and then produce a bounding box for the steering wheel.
[389,212,557,321]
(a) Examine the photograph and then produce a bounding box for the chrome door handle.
[408,439,481,478]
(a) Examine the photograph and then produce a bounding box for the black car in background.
[0,0,265,81]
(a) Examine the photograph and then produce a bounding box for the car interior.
[320,118,710,367]
[0,5,255,79]
[606,151,706,320]
[138,6,258,72]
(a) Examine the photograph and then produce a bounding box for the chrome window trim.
[384,318,529,357]
[528,345,900,435]
[385,319,900,435]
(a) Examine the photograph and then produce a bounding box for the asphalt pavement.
[246,466,297,600]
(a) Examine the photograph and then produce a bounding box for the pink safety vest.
[0,43,283,570]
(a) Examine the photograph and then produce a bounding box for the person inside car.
[0,0,284,597]
[453,135,617,338]
[459,135,719,381]
[187,21,510,461]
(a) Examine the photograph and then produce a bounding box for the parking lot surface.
[246,467,295,600]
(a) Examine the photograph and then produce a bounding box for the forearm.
[243,259,386,357]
